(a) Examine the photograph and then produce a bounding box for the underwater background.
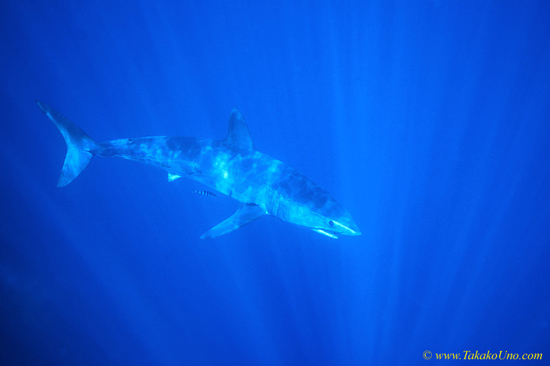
[1,1,549,365]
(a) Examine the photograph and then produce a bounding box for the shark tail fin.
[36,100,98,187]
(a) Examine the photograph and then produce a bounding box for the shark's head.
[272,173,361,239]
[315,212,362,238]
[304,198,361,239]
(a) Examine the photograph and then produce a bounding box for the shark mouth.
[312,229,339,239]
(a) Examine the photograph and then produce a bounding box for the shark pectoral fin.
[200,203,265,239]
[168,173,181,182]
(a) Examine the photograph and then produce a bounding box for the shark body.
[37,101,361,239]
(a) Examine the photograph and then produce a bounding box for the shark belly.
[95,136,209,182]
[95,137,275,206]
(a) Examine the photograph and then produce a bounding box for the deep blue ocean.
[1,1,549,365]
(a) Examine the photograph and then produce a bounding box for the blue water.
[1,1,549,365]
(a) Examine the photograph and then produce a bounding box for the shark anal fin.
[201,203,265,239]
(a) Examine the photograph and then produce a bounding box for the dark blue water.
[1,1,549,365]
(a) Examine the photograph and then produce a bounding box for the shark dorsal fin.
[224,108,254,150]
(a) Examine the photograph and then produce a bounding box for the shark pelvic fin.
[37,100,98,187]
[168,173,181,182]
[224,108,254,150]
[200,203,265,239]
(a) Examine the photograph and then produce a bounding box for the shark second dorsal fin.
[200,203,265,239]
[224,108,254,150]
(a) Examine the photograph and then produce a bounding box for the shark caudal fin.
[36,100,98,187]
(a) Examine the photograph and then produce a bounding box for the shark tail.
[36,100,99,187]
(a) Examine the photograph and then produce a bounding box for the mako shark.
[37,101,361,239]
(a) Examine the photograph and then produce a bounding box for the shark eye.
[329,220,334,227]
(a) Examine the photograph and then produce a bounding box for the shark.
[37,101,361,239]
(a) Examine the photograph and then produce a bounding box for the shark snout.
[331,218,361,236]
[344,223,361,236]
